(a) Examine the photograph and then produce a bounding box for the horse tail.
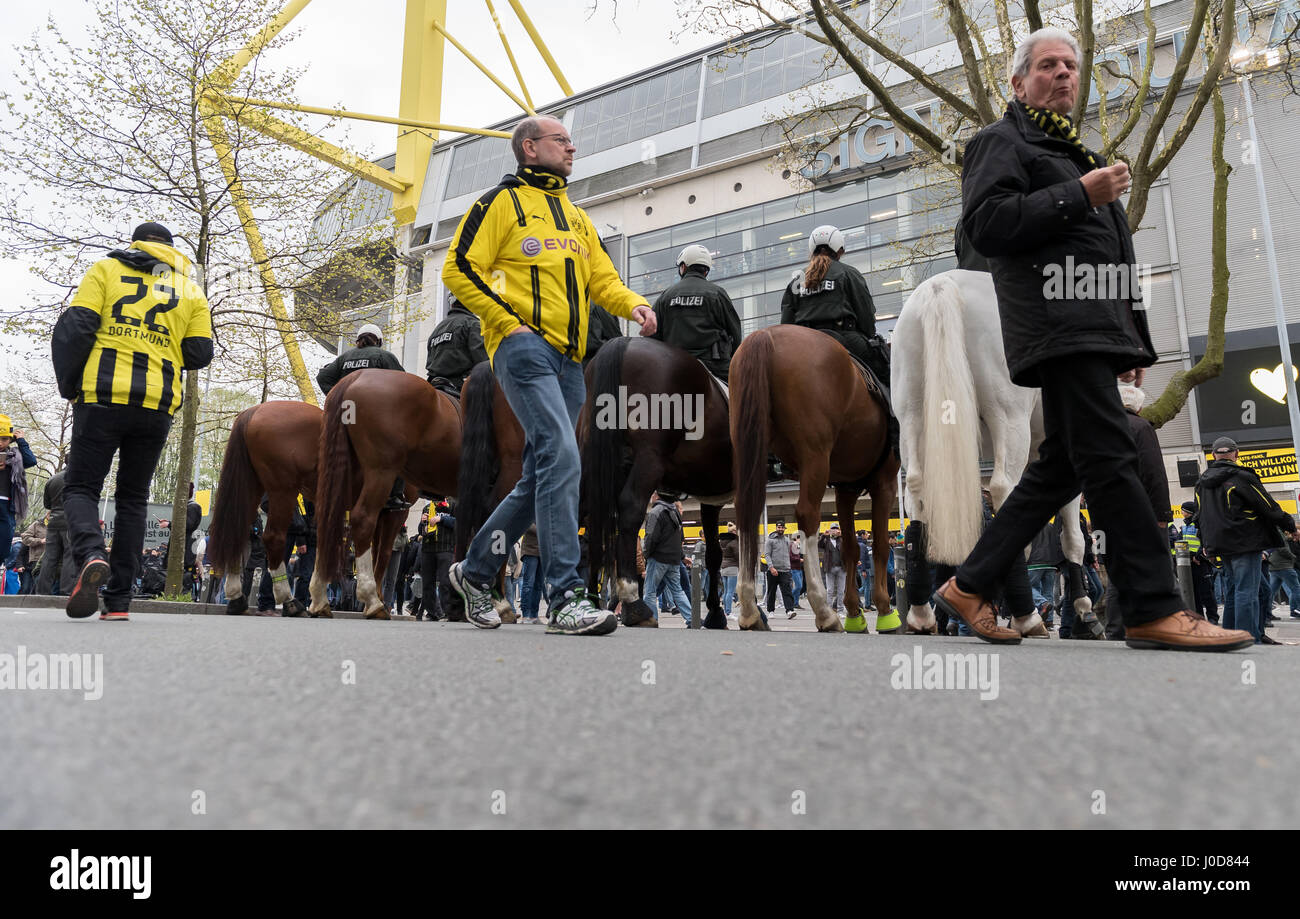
[582,336,632,585]
[730,330,773,578]
[906,272,982,562]
[315,376,358,582]
[207,406,260,574]
[456,362,500,557]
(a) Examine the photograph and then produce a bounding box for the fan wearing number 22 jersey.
[53,239,213,414]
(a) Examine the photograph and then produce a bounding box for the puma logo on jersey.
[670,296,705,307]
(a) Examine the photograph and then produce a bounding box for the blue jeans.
[644,557,692,625]
[1028,568,1057,617]
[461,332,586,608]
[1222,553,1263,642]
[791,569,804,605]
[1270,568,1300,614]
[721,573,738,613]
[519,553,543,619]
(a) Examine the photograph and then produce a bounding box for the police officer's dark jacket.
[584,303,623,367]
[780,258,876,335]
[1194,460,1296,556]
[316,344,404,395]
[425,303,488,389]
[651,266,743,364]
[960,100,1157,388]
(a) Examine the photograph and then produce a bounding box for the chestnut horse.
[580,336,732,628]
[729,325,899,632]
[312,368,524,620]
[207,400,408,617]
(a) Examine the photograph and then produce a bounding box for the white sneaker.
[449,562,502,629]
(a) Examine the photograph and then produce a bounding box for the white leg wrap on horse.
[617,578,641,603]
[223,573,243,602]
[270,563,291,605]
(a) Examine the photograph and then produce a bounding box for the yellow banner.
[1203,447,1297,483]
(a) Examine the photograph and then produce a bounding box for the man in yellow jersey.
[52,222,213,621]
[444,115,656,635]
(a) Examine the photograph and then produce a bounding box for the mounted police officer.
[316,323,408,511]
[780,225,889,390]
[425,294,487,398]
[316,323,404,396]
[651,244,742,382]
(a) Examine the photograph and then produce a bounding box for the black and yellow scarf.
[517,165,567,190]
[1019,100,1099,170]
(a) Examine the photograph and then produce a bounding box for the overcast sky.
[0,0,720,364]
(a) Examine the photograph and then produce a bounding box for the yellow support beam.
[209,0,315,90]
[393,0,447,225]
[205,92,412,193]
[199,101,318,406]
[433,20,537,116]
[485,0,534,109]
[507,0,574,96]
[219,94,512,138]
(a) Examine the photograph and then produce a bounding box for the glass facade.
[627,167,959,338]
[573,61,701,152]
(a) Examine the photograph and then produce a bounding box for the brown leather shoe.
[1124,610,1254,651]
[931,578,1022,644]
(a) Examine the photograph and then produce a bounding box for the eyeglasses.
[531,132,574,147]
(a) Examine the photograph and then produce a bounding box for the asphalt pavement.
[2,604,1297,829]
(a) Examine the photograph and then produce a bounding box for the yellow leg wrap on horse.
[844,613,868,633]
[875,609,902,632]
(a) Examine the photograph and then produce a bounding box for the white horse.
[891,269,1096,636]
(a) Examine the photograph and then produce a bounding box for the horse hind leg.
[736,531,769,631]
[794,461,840,633]
[223,571,248,615]
[307,561,333,618]
[355,548,389,620]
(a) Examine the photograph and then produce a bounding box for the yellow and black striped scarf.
[1020,101,1099,170]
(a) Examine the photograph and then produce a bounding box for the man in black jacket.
[640,490,692,626]
[652,245,743,382]
[37,469,74,595]
[931,29,1252,651]
[426,295,488,397]
[1195,437,1298,643]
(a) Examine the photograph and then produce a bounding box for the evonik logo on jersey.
[520,236,589,260]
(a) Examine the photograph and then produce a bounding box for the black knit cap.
[132,222,173,245]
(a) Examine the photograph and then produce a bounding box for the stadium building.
[310,0,1300,533]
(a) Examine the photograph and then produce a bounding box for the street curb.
[6,594,418,621]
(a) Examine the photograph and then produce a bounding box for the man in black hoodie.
[1194,437,1298,643]
[52,222,213,621]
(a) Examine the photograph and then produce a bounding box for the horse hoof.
[818,617,845,633]
[498,606,518,624]
[740,618,771,632]
[905,623,938,635]
[225,596,248,616]
[844,613,868,634]
[630,617,659,627]
[309,608,333,619]
[703,609,728,629]
[621,599,657,628]
[875,609,903,633]
[283,599,306,618]
[365,607,391,620]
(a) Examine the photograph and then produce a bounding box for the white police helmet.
[676,244,713,270]
[357,323,383,344]
[808,225,845,256]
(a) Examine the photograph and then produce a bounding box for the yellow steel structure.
[197,0,573,403]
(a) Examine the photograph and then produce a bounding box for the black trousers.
[64,403,173,610]
[766,569,794,613]
[956,356,1183,627]
[36,527,74,594]
[242,553,276,611]
[420,548,454,618]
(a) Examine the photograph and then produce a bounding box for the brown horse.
[312,368,524,620]
[207,400,409,617]
[729,325,899,632]
[207,401,318,616]
[580,336,733,628]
